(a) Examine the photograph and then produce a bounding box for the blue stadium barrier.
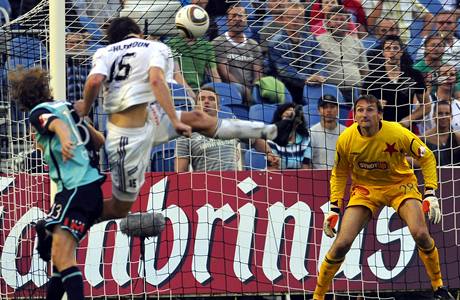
[243,149,267,170]
[223,104,249,120]
[9,35,46,68]
[151,141,176,172]
[203,82,244,106]
[170,83,194,111]
[249,104,277,123]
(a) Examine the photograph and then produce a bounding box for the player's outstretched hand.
[73,100,88,117]
[423,190,441,224]
[173,120,192,138]
[323,203,340,238]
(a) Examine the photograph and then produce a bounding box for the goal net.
[0,0,459,299]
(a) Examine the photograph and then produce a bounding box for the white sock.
[213,119,277,140]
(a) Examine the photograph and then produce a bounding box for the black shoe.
[272,118,294,147]
[34,219,52,262]
[434,286,455,300]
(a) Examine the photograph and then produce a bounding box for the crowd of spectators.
[3,0,460,173]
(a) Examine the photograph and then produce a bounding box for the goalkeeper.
[313,94,454,300]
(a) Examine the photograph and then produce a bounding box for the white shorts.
[106,105,182,202]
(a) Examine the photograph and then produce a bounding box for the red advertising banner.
[0,170,459,297]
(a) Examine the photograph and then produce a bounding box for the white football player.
[75,17,293,229]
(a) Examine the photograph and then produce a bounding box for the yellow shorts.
[347,178,422,216]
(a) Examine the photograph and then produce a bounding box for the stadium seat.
[251,85,293,104]
[218,105,235,119]
[360,36,378,52]
[9,35,46,68]
[249,104,277,123]
[203,82,244,106]
[243,149,267,170]
[303,84,344,111]
[170,82,194,111]
[223,104,249,120]
[151,141,176,172]
[303,105,320,127]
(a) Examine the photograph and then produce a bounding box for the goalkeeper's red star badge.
[384,142,398,156]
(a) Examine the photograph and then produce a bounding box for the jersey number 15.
[108,52,136,83]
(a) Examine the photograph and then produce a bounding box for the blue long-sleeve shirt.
[268,30,328,87]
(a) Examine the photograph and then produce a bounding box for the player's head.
[106,17,142,44]
[9,66,53,111]
[196,86,219,117]
[353,94,383,129]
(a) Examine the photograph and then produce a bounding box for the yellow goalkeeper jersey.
[331,121,437,205]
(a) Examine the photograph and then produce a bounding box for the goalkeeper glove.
[422,189,441,224]
[323,202,340,238]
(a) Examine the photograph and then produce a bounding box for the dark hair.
[424,33,444,47]
[381,34,414,68]
[272,103,309,137]
[434,100,452,114]
[325,5,348,20]
[9,66,53,111]
[353,94,383,113]
[106,17,142,44]
[227,4,245,14]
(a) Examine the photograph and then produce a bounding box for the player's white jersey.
[89,37,174,114]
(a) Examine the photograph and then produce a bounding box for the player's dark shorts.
[44,179,104,241]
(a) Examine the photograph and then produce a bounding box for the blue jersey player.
[10,67,105,300]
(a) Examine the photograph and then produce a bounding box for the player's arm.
[76,50,108,117]
[324,136,350,237]
[402,126,441,223]
[30,109,74,162]
[77,74,105,117]
[85,119,105,150]
[48,119,75,162]
[149,67,191,137]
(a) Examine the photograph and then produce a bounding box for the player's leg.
[398,199,453,299]
[314,205,372,300]
[101,121,165,236]
[50,226,83,300]
[179,107,294,146]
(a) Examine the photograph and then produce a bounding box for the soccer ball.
[175,4,209,39]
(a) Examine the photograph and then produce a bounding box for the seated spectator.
[425,64,460,131]
[66,31,89,103]
[258,0,289,54]
[414,33,447,87]
[310,95,347,169]
[417,11,460,68]
[309,0,366,38]
[317,6,369,103]
[268,3,327,104]
[268,103,312,169]
[213,5,263,105]
[166,33,221,92]
[176,87,277,171]
[363,35,430,130]
[364,0,432,44]
[422,100,460,166]
[366,18,413,67]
